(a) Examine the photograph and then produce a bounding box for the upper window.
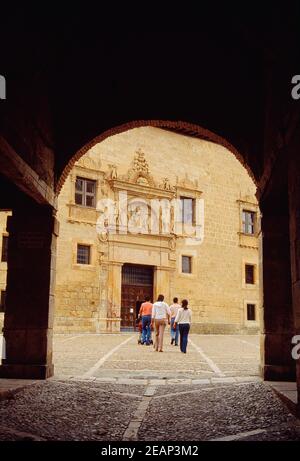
[77,244,91,265]
[1,235,8,262]
[180,197,195,224]
[242,210,256,235]
[182,255,192,274]
[245,264,255,284]
[75,177,96,208]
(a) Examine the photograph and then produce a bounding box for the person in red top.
[139,296,153,345]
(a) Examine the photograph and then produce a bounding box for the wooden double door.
[121,264,154,329]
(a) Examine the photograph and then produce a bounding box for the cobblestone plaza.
[0,333,299,441]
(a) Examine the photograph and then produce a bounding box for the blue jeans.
[170,317,179,344]
[142,315,152,344]
[179,323,190,353]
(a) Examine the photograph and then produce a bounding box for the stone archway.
[0,118,298,418]
[57,120,257,194]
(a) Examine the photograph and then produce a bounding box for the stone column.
[0,203,58,379]
[288,144,300,411]
[106,262,123,332]
[260,208,295,381]
[154,267,171,302]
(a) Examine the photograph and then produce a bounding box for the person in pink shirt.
[139,296,153,345]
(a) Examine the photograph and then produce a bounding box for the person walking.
[139,296,153,345]
[174,299,192,354]
[169,297,181,346]
[151,294,171,352]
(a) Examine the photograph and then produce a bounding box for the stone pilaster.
[0,202,58,379]
[154,267,172,302]
[106,262,123,332]
[260,210,295,381]
[288,138,300,413]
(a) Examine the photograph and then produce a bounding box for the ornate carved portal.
[121,264,154,329]
[94,150,202,331]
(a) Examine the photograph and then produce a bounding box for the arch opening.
[52,123,261,383]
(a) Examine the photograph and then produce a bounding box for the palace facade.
[0,127,260,334]
[54,127,260,334]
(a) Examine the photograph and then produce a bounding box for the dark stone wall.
[0,198,58,379]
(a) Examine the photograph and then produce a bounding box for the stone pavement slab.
[211,377,236,384]
[192,379,211,385]
[265,381,298,416]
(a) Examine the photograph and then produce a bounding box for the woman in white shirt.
[151,294,171,352]
[174,299,192,354]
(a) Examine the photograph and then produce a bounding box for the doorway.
[121,264,154,330]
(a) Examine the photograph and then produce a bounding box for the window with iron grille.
[122,265,153,286]
[75,177,96,207]
[242,210,256,235]
[1,235,8,262]
[247,304,256,321]
[245,264,255,284]
[77,244,91,264]
[180,197,195,224]
[0,290,6,313]
[182,255,192,274]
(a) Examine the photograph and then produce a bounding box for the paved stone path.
[0,333,299,441]
[53,333,260,381]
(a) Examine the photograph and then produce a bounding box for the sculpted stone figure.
[96,199,117,234]
[161,200,171,234]
[128,203,149,233]
[109,164,118,179]
[162,177,171,190]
